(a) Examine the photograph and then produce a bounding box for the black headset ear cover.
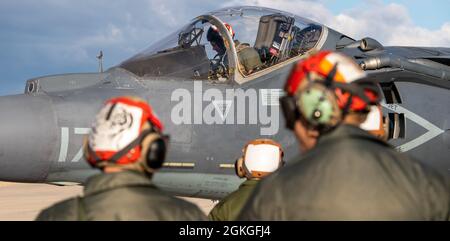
[141,133,168,170]
[234,157,246,178]
[280,95,299,130]
[146,137,167,169]
[280,148,285,167]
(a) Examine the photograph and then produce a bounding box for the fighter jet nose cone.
[0,94,56,182]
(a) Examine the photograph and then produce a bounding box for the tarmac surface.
[0,182,216,221]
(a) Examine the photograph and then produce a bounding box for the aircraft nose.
[0,94,56,182]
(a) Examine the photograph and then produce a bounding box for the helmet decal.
[89,102,143,152]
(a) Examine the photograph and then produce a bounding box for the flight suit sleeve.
[420,165,450,220]
[237,175,285,221]
[185,209,208,221]
[237,196,268,221]
[396,153,450,220]
[35,198,80,221]
[208,201,226,221]
[208,184,258,221]
[236,183,267,221]
[35,208,54,221]
[178,202,208,221]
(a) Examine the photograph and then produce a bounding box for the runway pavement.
[0,182,216,221]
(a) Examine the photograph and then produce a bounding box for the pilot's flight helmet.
[84,96,169,172]
[207,23,235,55]
[235,139,284,179]
[280,51,380,131]
[224,23,235,39]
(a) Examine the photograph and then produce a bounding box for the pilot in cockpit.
[207,23,263,77]
[207,24,229,57]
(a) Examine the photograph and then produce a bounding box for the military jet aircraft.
[1,6,449,199]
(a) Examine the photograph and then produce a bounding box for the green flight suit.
[239,124,450,220]
[235,41,263,75]
[36,170,207,221]
[208,179,259,221]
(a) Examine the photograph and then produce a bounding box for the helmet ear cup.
[297,83,342,130]
[280,95,299,130]
[140,133,167,171]
[146,138,167,169]
[234,157,246,178]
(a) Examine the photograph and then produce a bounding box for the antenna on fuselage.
[97,50,104,73]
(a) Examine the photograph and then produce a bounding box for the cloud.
[0,1,216,75]
[2,0,448,68]
[223,0,450,47]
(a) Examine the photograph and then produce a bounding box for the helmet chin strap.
[320,63,367,129]
[324,63,338,88]
[340,93,354,124]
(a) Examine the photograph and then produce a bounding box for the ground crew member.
[36,96,207,221]
[239,51,450,220]
[209,139,284,221]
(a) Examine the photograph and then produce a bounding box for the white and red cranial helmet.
[224,23,235,39]
[86,96,163,166]
[208,22,235,39]
[285,51,379,112]
[240,139,284,179]
[281,50,383,135]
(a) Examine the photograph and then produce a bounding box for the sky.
[0,0,449,96]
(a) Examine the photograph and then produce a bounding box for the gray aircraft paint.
[381,103,444,152]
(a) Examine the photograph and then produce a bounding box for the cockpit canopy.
[119,6,325,84]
